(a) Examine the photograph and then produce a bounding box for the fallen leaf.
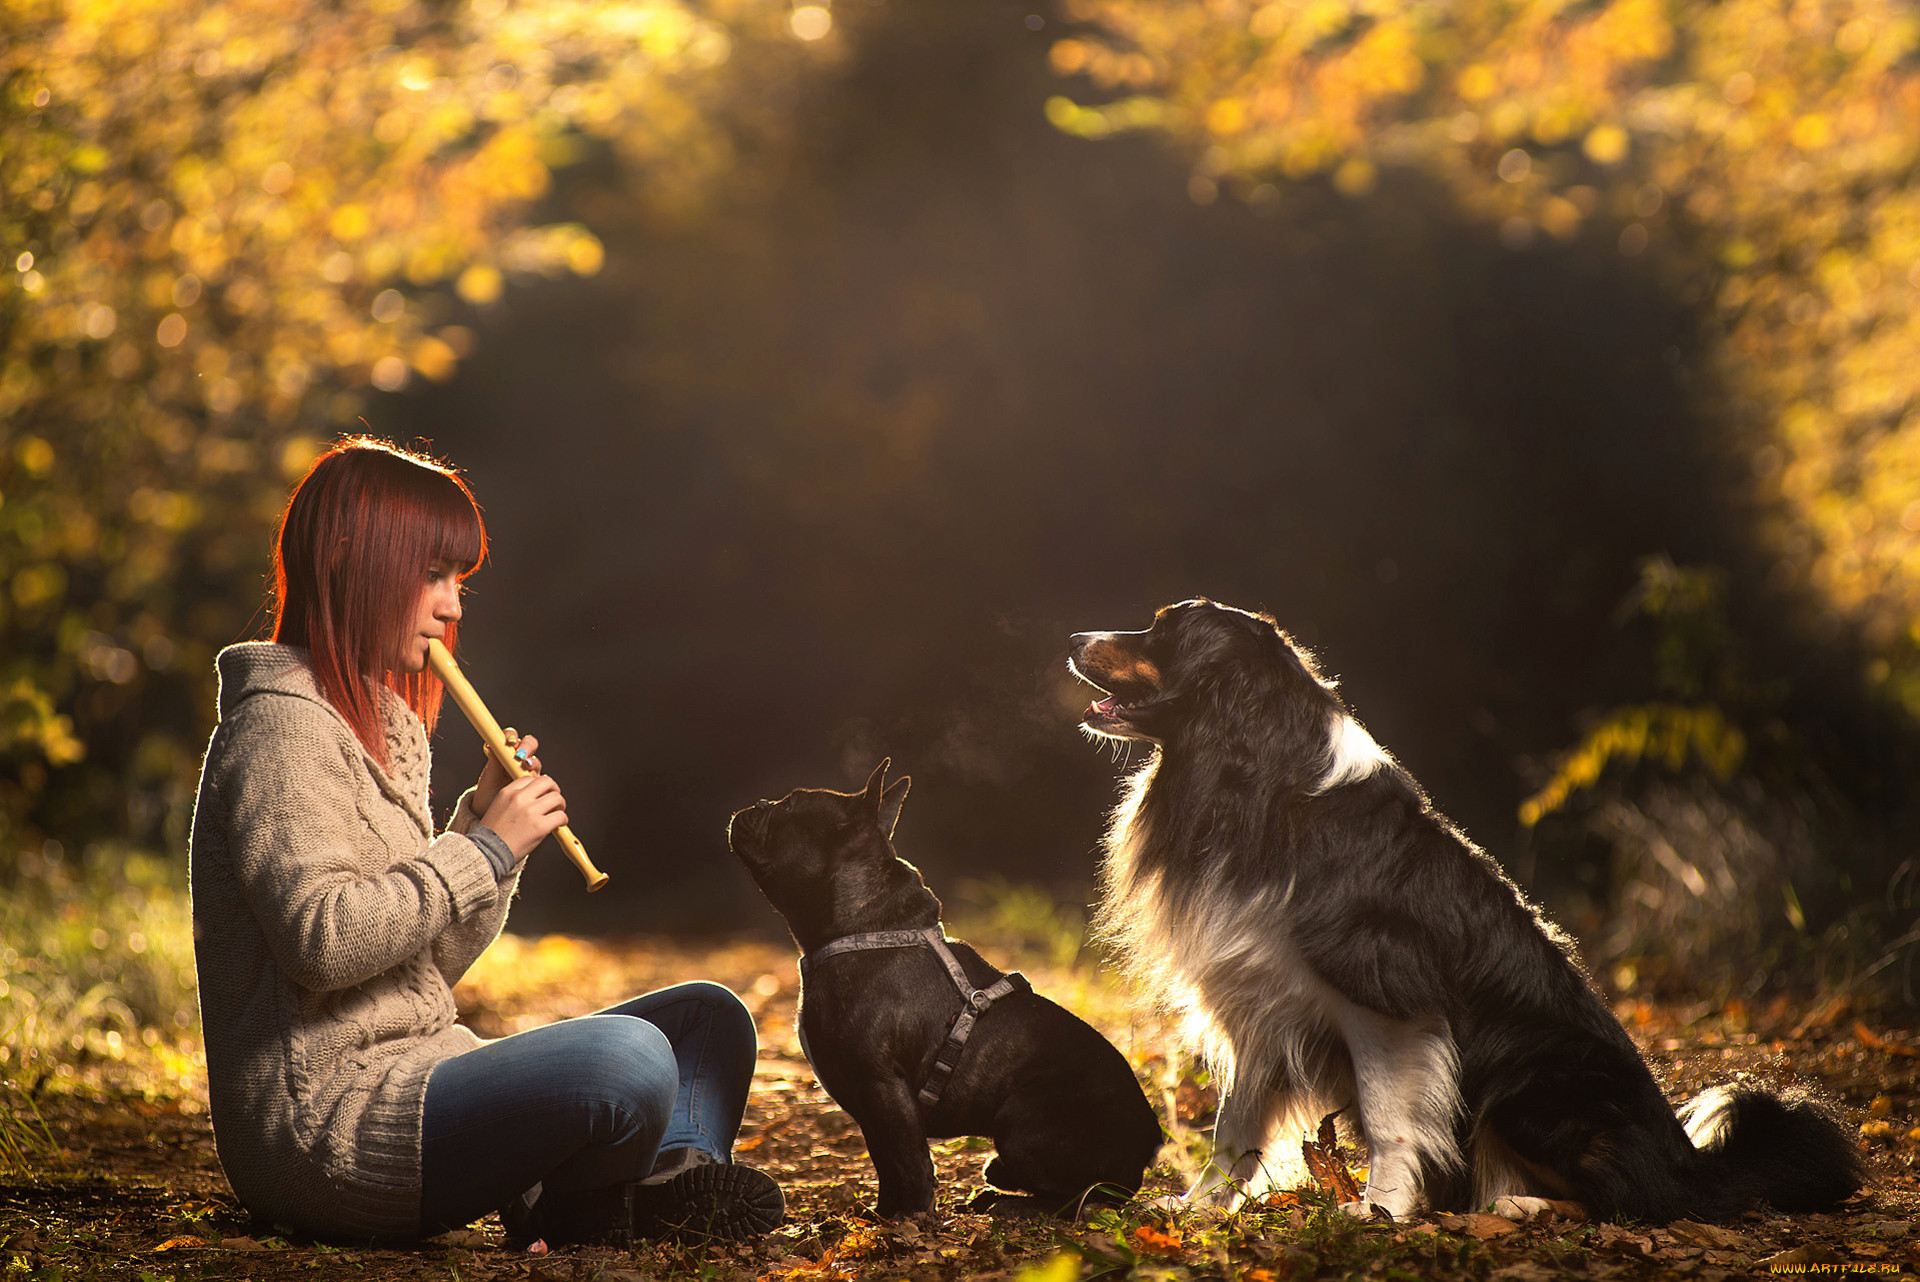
[220,1236,266,1252]
[1759,1244,1845,1269]
[1668,1220,1747,1250]
[1301,1114,1360,1203]
[153,1237,201,1252]
[1489,1263,1559,1281]
[1462,1214,1520,1240]
[1595,1223,1654,1255]
[1791,994,1849,1038]
[1132,1224,1184,1255]
[1855,1022,1920,1057]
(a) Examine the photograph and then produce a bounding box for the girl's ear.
[879,776,911,840]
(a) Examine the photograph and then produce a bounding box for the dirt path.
[4,934,1918,1280]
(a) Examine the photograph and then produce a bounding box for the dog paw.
[967,1192,1051,1219]
[1337,1200,1393,1222]
[1489,1196,1553,1222]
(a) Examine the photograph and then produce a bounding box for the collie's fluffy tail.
[1679,1086,1865,1216]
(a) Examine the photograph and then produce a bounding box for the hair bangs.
[423,467,487,578]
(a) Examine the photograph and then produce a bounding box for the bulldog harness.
[799,925,1030,1112]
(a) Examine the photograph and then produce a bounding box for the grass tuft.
[0,842,201,1122]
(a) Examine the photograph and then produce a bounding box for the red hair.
[271,437,487,765]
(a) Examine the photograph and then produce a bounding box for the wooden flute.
[426,638,610,891]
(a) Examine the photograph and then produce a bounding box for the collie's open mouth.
[1075,674,1155,737]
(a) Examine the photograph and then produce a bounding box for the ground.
[4,932,1919,1281]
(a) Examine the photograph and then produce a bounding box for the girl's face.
[389,558,464,675]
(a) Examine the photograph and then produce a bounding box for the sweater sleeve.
[214,698,501,994]
[431,789,524,987]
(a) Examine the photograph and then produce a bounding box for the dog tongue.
[1090,697,1118,717]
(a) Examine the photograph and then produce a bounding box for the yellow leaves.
[456,262,504,305]
[1013,1253,1082,1282]
[9,563,67,610]
[1583,0,1674,64]
[1519,705,1747,827]
[1583,121,1629,163]
[1045,95,1167,140]
[566,230,605,276]
[1207,97,1250,136]
[1537,193,1584,238]
[16,435,56,478]
[1457,63,1499,102]
[788,5,832,42]
[329,204,373,241]
[278,435,323,480]
[1050,38,1092,76]
[412,334,460,382]
[1346,20,1424,96]
[1,677,86,766]
[1791,111,1834,150]
[1332,156,1377,195]
[68,142,110,173]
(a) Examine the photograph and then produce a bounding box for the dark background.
[370,0,1762,939]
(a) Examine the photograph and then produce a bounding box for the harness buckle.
[969,990,992,1012]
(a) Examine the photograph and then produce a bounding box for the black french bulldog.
[727,761,1163,1220]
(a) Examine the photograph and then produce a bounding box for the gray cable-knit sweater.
[189,642,524,1239]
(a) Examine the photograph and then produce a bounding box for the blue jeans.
[419,980,757,1233]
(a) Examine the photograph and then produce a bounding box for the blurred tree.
[0,0,810,864]
[1049,0,1920,719]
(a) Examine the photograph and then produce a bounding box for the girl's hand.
[473,728,538,817]
[481,771,569,861]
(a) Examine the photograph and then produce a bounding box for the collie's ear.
[879,775,911,839]
[862,758,891,804]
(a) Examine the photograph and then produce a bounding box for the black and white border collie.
[1069,599,1862,1222]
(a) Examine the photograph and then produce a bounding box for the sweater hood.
[215,642,435,838]
[216,642,329,719]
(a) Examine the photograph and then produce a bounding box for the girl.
[189,437,782,1246]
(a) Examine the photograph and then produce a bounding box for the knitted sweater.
[188,642,523,1240]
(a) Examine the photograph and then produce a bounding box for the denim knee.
[570,1015,678,1141]
[680,981,755,1044]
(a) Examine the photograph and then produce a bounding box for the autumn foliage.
[1050,0,1920,720]
[0,0,802,856]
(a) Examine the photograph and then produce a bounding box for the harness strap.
[798,924,1029,1114]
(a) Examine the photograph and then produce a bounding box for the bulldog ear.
[862,758,891,805]
[879,775,911,840]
